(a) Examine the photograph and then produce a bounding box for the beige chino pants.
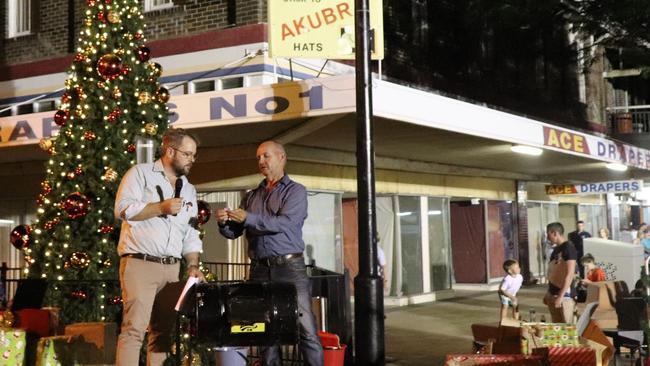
[116,257,180,366]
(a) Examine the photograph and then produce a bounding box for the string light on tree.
[27,0,169,325]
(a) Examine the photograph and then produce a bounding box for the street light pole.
[354,0,384,365]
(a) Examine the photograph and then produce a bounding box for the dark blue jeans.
[250,258,324,366]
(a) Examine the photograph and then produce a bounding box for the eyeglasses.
[171,147,197,161]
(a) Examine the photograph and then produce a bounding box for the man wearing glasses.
[114,128,204,366]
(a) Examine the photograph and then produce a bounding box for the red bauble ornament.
[108,296,122,305]
[99,225,114,234]
[104,0,112,4]
[54,110,70,127]
[136,46,151,62]
[36,195,45,206]
[63,192,90,219]
[84,131,97,141]
[96,54,122,79]
[134,32,143,40]
[10,225,31,250]
[97,10,106,23]
[43,218,60,230]
[41,181,52,195]
[86,0,96,6]
[127,143,136,153]
[71,290,88,300]
[156,87,170,103]
[197,200,211,225]
[120,65,131,76]
[74,53,85,62]
[74,166,84,176]
[61,92,71,104]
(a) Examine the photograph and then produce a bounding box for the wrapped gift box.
[64,322,117,364]
[548,346,596,366]
[16,308,54,338]
[445,354,543,365]
[521,322,579,353]
[0,328,27,365]
[36,335,79,366]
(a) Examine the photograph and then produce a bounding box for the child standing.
[499,259,523,323]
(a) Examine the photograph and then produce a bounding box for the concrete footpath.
[384,285,561,365]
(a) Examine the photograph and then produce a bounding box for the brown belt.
[253,252,303,267]
[121,253,180,265]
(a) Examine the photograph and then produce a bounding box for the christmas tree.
[24,0,170,325]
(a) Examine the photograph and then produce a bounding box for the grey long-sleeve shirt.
[219,175,307,259]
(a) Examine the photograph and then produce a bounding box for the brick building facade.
[1,0,266,65]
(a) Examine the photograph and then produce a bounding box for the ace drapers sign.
[268,0,384,59]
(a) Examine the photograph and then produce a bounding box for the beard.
[172,159,191,177]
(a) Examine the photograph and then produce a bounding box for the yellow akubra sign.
[268,0,384,60]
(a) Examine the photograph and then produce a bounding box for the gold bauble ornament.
[39,138,53,151]
[144,123,158,136]
[138,92,152,104]
[112,87,122,99]
[64,79,73,88]
[107,10,120,24]
[103,168,118,182]
[99,33,108,42]
[115,48,125,56]
[84,18,92,27]
[0,310,15,327]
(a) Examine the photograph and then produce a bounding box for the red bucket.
[323,344,346,366]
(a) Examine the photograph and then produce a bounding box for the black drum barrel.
[192,281,299,346]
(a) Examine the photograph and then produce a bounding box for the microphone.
[173,179,183,216]
[155,185,166,218]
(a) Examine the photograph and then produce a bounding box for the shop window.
[7,0,31,38]
[164,83,187,96]
[221,77,244,90]
[428,197,451,291]
[303,192,343,273]
[36,99,56,113]
[0,106,11,117]
[526,201,559,282]
[144,0,173,12]
[192,80,215,93]
[486,201,516,281]
[16,103,33,115]
[398,196,423,295]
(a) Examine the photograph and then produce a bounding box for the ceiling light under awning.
[605,163,628,172]
[510,145,543,156]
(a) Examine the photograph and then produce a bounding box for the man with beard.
[114,128,204,366]
[217,141,323,366]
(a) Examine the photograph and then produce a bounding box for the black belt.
[253,253,303,267]
[121,253,181,265]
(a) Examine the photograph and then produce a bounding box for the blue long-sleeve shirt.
[219,175,307,259]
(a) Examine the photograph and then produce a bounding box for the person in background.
[568,221,591,277]
[598,228,610,240]
[579,253,605,284]
[631,279,647,297]
[633,223,647,245]
[544,222,577,323]
[498,259,523,323]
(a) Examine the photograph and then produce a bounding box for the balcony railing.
[607,105,650,134]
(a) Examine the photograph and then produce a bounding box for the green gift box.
[522,322,580,353]
[0,328,27,365]
[36,335,79,366]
